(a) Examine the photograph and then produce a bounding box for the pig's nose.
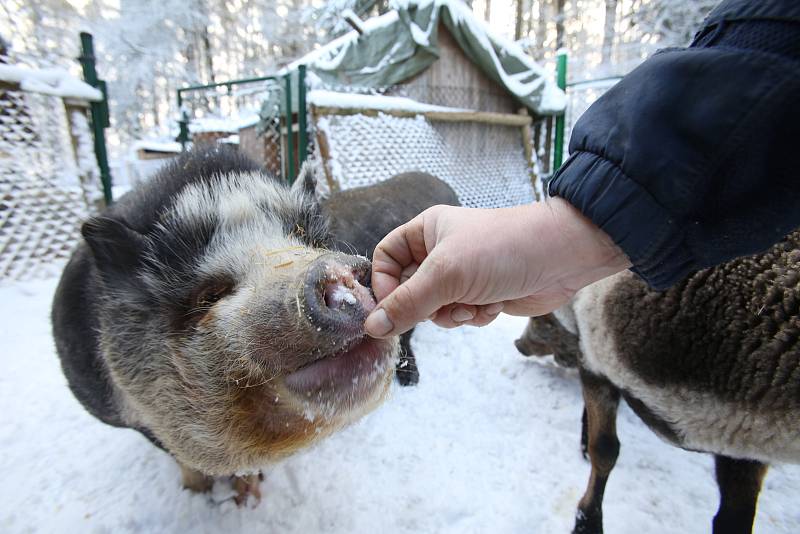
[303,253,376,336]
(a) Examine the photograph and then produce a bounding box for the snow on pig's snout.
[303,252,376,339]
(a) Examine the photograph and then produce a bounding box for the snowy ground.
[1,277,799,534]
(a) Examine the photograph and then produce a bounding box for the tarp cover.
[278,0,565,116]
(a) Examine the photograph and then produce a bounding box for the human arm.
[549,0,800,289]
[364,198,631,338]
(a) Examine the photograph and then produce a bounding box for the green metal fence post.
[553,50,568,173]
[284,73,295,183]
[78,32,113,206]
[297,64,308,171]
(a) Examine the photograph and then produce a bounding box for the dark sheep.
[515,231,800,534]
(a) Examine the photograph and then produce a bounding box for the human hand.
[364,197,631,338]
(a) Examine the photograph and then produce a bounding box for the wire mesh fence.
[177,77,287,178]
[0,85,101,281]
[177,74,552,209]
[312,110,539,207]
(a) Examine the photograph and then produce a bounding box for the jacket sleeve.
[548,0,800,289]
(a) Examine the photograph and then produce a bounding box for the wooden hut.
[251,0,565,207]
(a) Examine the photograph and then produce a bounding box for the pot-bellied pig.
[321,172,460,385]
[52,147,399,504]
[515,232,800,534]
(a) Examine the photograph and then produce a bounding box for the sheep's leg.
[580,407,589,460]
[712,455,768,534]
[396,330,419,386]
[573,370,621,534]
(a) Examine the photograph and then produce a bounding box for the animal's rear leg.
[396,330,419,386]
[580,407,589,460]
[712,455,767,534]
[573,370,620,534]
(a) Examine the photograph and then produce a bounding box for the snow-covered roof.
[131,140,182,153]
[189,114,260,134]
[281,0,565,115]
[0,64,102,102]
[307,90,468,113]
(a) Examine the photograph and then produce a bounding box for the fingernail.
[365,308,394,337]
[451,307,475,323]
[485,302,504,316]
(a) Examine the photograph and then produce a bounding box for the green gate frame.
[175,67,309,183]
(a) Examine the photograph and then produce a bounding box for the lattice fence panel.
[315,112,537,208]
[0,87,98,281]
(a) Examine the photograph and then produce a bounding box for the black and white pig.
[51,147,420,503]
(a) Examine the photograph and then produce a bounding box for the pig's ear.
[291,160,318,198]
[82,216,147,274]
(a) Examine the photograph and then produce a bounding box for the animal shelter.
[278,0,566,207]
[178,0,566,208]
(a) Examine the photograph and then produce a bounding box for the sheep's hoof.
[514,338,535,356]
[573,508,603,534]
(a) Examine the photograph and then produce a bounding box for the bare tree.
[601,0,618,63]
[555,0,566,50]
[515,0,525,40]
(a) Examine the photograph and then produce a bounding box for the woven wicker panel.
[315,112,536,208]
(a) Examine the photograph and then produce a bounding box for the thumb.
[365,256,450,338]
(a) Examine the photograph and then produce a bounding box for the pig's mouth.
[283,336,394,399]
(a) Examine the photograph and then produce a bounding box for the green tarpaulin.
[261,0,564,128]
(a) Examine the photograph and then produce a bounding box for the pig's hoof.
[514,338,534,356]
[180,464,214,493]
[233,473,263,507]
[396,357,419,386]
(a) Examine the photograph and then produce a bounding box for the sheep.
[515,230,800,534]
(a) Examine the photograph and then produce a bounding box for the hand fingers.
[464,302,504,327]
[431,303,478,329]
[365,253,450,338]
[370,214,430,303]
[431,302,503,328]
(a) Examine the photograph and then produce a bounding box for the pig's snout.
[303,254,376,336]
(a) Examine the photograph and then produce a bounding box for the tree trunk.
[515,0,525,40]
[534,0,549,53]
[555,0,566,50]
[484,0,491,23]
[601,0,618,64]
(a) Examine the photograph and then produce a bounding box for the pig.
[321,172,460,385]
[51,146,399,504]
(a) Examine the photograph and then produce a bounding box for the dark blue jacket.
[548,0,800,289]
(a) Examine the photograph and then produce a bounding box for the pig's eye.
[193,280,234,311]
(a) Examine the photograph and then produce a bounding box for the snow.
[189,114,260,134]
[282,11,400,74]
[131,140,183,154]
[1,277,799,533]
[308,90,469,113]
[0,64,102,102]
[285,0,565,115]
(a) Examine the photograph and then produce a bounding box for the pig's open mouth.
[283,336,394,396]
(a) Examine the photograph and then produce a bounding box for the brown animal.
[516,232,800,534]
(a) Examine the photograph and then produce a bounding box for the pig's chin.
[283,336,395,403]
